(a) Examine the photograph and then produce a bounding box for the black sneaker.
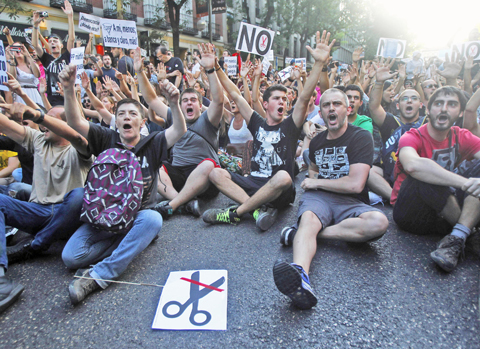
[253,207,278,231]
[466,229,480,258]
[0,276,24,314]
[273,260,317,310]
[280,226,297,246]
[69,269,100,305]
[430,235,464,272]
[153,201,174,220]
[7,236,39,264]
[180,199,201,217]
[202,207,240,225]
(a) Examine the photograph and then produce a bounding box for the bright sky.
[380,0,480,50]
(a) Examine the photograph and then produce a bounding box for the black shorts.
[229,172,296,209]
[162,159,220,200]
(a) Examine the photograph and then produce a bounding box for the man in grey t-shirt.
[137,43,224,218]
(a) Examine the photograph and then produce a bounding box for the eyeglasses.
[424,84,438,89]
[400,96,420,102]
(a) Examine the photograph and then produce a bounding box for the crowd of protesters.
[1,4,480,313]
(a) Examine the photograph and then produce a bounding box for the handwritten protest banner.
[278,66,292,82]
[235,22,275,56]
[262,57,271,75]
[70,47,85,85]
[224,57,237,76]
[152,270,228,331]
[100,18,138,49]
[79,13,101,35]
[0,42,8,91]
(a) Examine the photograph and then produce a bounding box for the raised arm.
[59,64,90,138]
[463,55,475,95]
[197,43,224,126]
[292,30,335,129]
[4,73,39,109]
[3,27,13,46]
[369,58,397,127]
[394,63,406,96]
[80,71,113,125]
[251,59,266,118]
[438,52,463,88]
[464,85,480,137]
[85,33,93,55]
[160,79,187,148]
[0,104,27,143]
[38,78,52,110]
[62,0,75,53]
[31,11,45,58]
[215,56,253,124]
[134,47,169,119]
[240,60,253,106]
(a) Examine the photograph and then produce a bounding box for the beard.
[430,113,455,131]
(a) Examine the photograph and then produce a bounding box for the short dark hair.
[193,49,201,59]
[156,46,168,55]
[180,88,203,106]
[427,86,467,112]
[263,84,287,103]
[116,98,145,119]
[345,84,364,101]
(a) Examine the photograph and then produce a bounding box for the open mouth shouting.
[185,107,195,118]
[277,106,284,116]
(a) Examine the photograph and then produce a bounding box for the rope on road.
[74,275,164,288]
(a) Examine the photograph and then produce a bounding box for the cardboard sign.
[223,57,237,76]
[235,22,275,56]
[278,66,292,82]
[100,18,138,49]
[451,41,480,62]
[265,49,274,61]
[262,57,271,75]
[377,38,407,59]
[70,47,85,85]
[0,42,9,91]
[152,270,228,331]
[79,13,101,35]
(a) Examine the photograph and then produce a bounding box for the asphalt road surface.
[1,173,479,348]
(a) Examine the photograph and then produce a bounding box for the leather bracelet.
[32,108,45,124]
[322,66,328,72]
[215,66,221,71]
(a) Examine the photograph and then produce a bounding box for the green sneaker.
[202,207,240,225]
[253,206,278,231]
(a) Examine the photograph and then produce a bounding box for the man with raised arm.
[137,44,224,219]
[367,58,426,201]
[392,86,480,272]
[273,85,389,310]
[202,31,334,232]
[0,101,93,313]
[59,60,186,304]
[32,1,75,106]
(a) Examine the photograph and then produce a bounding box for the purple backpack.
[80,148,144,233]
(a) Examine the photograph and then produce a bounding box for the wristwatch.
[206,67,215,74]
[33,108,45,124]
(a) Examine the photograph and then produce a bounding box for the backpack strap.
[131,131,159,154]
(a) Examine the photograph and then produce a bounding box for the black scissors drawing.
[162,271,226,326]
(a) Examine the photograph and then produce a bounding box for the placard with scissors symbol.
[152,270,228,330]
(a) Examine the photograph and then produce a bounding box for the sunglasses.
[424,84,438,89]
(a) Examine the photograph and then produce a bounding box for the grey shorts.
[296,190,384,229]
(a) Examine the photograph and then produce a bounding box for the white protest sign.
[70,47,85,85]
[262,57,271,76]
[152,270,228,331]
[0,42,8,91]
[100,18,138,49]
[285,57,294,65]
[451,41,480,62]
[224,56,237,76]
[294,58,306,68]
[79,13,101,35]
[377,38,407,58]
[278,66,292,82]
[266,49,274,61]
[140,48,147,57]
[235,22,275,56]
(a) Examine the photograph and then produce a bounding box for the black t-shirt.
[40,50,70,106]
[0,136,34,185]
[87,123,168,209]
[309,124,373,204]
[164,57,184,90]
[117,56,135,76]
[101,67,118,85]
[248,111,301,179]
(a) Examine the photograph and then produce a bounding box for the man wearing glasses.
[367,60,426,202]
[421,79,439,104]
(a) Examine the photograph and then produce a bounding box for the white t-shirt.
[228,119,253,144]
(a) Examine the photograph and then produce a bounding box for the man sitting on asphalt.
[368,58,426,201]
[273,87,389,310]
[138,44,224,219]
[392,86,480,272]
[0,102,93,313]
[60,56,187,305]
[202,31,336,231]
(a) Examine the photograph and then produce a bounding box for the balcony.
[103,5,137,21]
[144,5,169,29]
[201,23,221,41]
[181,17,198,36]
[50,0,93,13]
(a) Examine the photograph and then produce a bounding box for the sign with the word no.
[152,270,228,331]
[235,22,275,56]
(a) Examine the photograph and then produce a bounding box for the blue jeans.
[62,209,163,289]
[0,182,33,202]
[0,188,85,269]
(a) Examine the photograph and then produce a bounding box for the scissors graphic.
[162,271,225,326]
